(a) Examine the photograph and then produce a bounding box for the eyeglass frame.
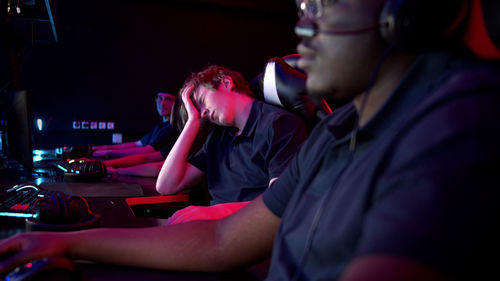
[294,0,335,37]
[295,0,334,20]
[294,0,386,38]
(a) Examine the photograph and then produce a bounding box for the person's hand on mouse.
[0,232,70,274]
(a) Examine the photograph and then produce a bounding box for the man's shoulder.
[255,100,306,125]
[156,121,179,133]
[425,53,500,98]
[411,54,500,121]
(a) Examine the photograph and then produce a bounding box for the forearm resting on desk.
[94,145,156,159]
[104,151,164,168]
[0,196,279,274]
[93,141,138,151]
[108,162,164,177]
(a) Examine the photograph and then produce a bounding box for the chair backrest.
[251,54,332,131]
[461,0,500,60]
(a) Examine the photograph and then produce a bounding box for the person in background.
[1,1,500,280]
[92,92,179,159]
[101,94,212,178]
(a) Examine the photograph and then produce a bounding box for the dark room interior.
[1,0,300,149]
[1,1,500,280]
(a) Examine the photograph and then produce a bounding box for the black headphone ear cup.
[57,192,73,223]
[34,193,66,224]
[91,162,99,173]
[379,0,427,48]
[38,193,66,224]
[33,198,52,223]
[379,0,466,51]
[69,196,90,221]
[83,162,91,173]
[27,194,101,231]
[100,162,107,175]
[50,193,62,223]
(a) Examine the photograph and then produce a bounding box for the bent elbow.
[156,182,167,194]
[156,182,176,195]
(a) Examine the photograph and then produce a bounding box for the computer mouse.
[4,256,81,281]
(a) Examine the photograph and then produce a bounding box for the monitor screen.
[5,90,34,171]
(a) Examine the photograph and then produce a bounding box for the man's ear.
[222,76,234,91]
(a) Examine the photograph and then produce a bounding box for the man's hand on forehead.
[181,85,202,121]
[181,85,195,102]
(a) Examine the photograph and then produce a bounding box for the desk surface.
[0,168,265,281]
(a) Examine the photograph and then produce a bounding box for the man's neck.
[234,95,254,136]
[353,52,416,127]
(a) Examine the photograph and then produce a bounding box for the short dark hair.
[156,92,176,99]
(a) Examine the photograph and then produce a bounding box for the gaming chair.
[250,54,333,131]
[461,0,500,59]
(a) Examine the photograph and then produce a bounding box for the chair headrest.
[251,54,332,129]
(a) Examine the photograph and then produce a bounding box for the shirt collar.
[234,100,260,139]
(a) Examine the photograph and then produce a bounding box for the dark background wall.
[2,0,300,148]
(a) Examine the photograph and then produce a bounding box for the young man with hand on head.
[1,0,500,280]
[156,65,308,205]
[92,92,179,159]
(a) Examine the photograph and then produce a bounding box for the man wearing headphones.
[1,0,500,280]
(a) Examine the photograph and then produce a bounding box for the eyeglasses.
[295,0,333,20]
[294,0,382,38]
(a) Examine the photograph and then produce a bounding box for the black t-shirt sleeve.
[262,131,305,217]
[266,113,308,179]
[149,124,180,151]
[139,125,157,146]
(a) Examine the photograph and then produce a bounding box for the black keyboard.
[0,185,58,218]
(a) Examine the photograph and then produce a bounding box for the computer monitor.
[4,90,34,171]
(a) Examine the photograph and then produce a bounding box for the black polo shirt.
[140,121,179,151]
[189,99,308,204]
[263,52,500,280]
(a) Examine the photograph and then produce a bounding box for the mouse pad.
[40,182,144,197]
